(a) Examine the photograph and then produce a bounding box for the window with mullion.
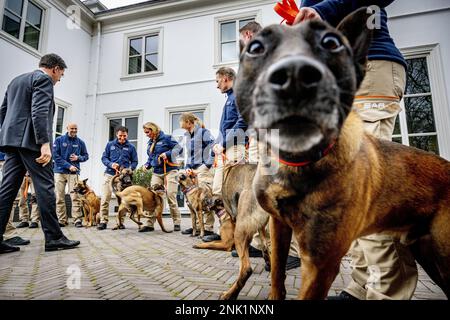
[1,0,43,50]
[393,56,439,154]
[127,33,159,75]
[220,17,255,63]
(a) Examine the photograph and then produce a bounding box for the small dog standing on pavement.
[73,179,101,227]
[177,171,213,238]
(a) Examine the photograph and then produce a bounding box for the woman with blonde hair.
[178,112,217,238]
[141,122,182,232]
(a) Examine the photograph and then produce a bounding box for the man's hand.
[69,154,79,162]
[36,143,52,167]
[159,153,168,161]
[293,7,321,25]
[111,163,120,171]
[213,144,224,155]
[69,166,78,173]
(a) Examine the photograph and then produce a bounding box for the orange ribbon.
[274,0,300,25]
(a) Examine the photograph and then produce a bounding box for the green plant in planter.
[132,166,153,188]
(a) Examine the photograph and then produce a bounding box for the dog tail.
[156,214,173,233]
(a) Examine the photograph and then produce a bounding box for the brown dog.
[111,167,134,192]
[177,171,213,238]
[234,9,450,299]
[111,174,172,232]
[193,164,271,300]
[73,179,101,227]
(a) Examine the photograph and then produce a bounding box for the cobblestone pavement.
[0,217,446,300]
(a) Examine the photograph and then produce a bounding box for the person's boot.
[181,228,193,235]
[16,221,29,228]
[45,236,80,252]
[286,255,301,270]
[97,223,107,230]
[0,241,20,254]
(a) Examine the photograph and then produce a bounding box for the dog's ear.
[337,7,374,87]
[83,178,88,183]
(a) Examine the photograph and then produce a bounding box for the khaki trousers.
[345,60,418,300]
[100,173,114,224]
[145,170,181,227]
[17,178,39,223]
[55,173,82,224]
[212,144,247,196]
[191,164,215,231]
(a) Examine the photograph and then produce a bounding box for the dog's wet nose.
[268,56,324,95]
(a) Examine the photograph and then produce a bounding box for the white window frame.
[53,98,70,140]
[121,27,164,81]
[214,11,261,68]
[0,0,48,57]
[104,111,143,163]
[398,44,450,159]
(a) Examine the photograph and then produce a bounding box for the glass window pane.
[24,24,40,49]
[392,137,402,144]
[393,115,401,135]
[221,42,236,62]
[56,107,65,134]
[193,112,204,121]
[405,58,430,95]
[5,0,23,16]
[109,119,122,140]
[125,117,138,140]
[129,38,142,56]
[2,11,21,39]
[409,135,439,154]
[144,54,157,72]
[405,96,436,133]
[128,56,142,74]
[239,18,254,29]
[26,1,42,28]
[145,35,158,54]
[221,21,235,42]
[171,113,181,132]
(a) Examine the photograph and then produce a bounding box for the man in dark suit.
[0,53,80,254]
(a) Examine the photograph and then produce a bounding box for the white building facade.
[1,0,449,200]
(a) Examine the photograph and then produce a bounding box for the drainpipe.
[90,21,101,187]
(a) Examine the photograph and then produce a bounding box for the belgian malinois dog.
[193,164,270,300]
[73,179,101,227]
[235,8,450,299]
[111,174,172,232]
[177,171,213,238]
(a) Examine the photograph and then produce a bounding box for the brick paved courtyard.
[0,217,446,300]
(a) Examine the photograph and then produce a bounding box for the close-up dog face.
[235,9,372,155]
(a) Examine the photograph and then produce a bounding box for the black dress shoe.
[45,236,80,252]
[174,225,181,231]
[202,233,221,242]
[231,245,263,258]
[16,221,29,228]
[181,228,193,235]
[139,226,154,232]
[327,291,359,300]
[97,223,107,230]
[29,222,39,229]
[203,230,215,236]
[4,236,30,246]
[286,255,301,270]
[0,241,20,254]
[74,221,83,228]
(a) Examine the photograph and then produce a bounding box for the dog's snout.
[268,56,324,95]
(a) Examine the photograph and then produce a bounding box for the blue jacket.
[184,125,215,170]
[0,151,4,161]
[102,139,138,176]
[53,133,89,174]
[302,0,406,69]
[217,88,248,148]
[145,130,182,174]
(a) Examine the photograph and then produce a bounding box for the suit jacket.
[0,70,55,153]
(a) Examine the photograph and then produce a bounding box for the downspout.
[90,21,101,186]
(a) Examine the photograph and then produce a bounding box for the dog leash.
[274,0,299,25]
[162,158,181,189]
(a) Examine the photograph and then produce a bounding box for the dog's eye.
[247,40,265,55]
[321,34,343,52]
